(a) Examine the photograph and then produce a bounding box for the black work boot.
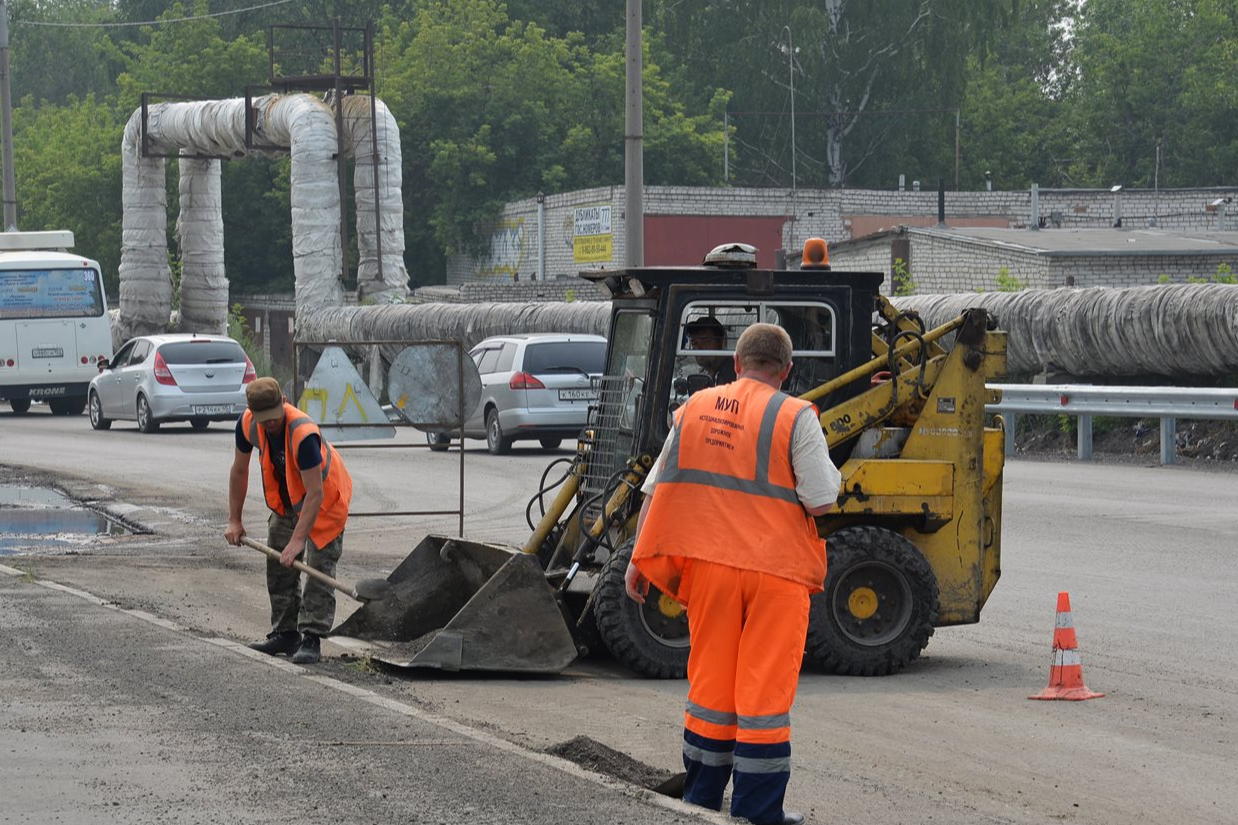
[291,633,322,664]
[248,630,300,656]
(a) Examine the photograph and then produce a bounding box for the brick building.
[445,185,1238,286]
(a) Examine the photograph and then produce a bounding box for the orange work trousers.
[679,558,810,825]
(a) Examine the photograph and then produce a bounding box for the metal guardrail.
[987,384,1238,465]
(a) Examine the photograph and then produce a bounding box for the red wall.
[644,215,788,268]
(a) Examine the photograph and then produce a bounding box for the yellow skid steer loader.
[332,241,1008,677]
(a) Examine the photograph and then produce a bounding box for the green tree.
[109,2,293,293]
[111,1,268,109]
[957,0,1076,188]
[1067,0,1238,187]
[12,95,125,293]
[378,0,726,281]
[8,0,123,105]
[651,0,1016,188]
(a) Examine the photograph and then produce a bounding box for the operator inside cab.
[683,316,737,387]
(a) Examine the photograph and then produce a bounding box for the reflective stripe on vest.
[286,413,332,483]
[661,390,799,504]
[242,402,351,549]
[632,378,826,595]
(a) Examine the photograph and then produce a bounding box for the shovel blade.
[329,535,578,674]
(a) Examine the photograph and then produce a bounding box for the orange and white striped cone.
[1029,591,1105,701]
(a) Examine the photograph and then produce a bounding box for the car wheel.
[9,398,31,414]
[427,432,451,452]
[485,408,512,455]
[538,438,562,450]
[190,417,210,430]
[89,391,111,431]
[136,395,160,433]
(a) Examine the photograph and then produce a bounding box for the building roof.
[906,226,1238,257]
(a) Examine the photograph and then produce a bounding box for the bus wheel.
[9,399,31,414]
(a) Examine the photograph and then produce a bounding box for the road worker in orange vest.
[626,323,841,825]
[224,377,353,665]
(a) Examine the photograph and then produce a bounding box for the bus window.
[0,268,105,320]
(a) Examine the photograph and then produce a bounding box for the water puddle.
[0,485,132,555]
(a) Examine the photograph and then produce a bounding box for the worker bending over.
[626,323,841,825]
[224,377,353,665]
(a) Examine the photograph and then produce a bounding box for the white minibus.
[0,231,113,415]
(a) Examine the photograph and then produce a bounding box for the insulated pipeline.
[893,284,1238,377]
[299,283,1238,381]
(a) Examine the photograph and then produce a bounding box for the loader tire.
[594,539,689,679]
[806,526,938,676]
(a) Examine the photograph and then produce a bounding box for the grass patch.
[343,654,384,675]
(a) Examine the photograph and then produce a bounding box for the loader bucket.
[329,535,578,674]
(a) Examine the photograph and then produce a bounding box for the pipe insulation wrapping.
[299,283,1238,380]
[251,95,343,312]
[117,110,171,345]
[118,95,344,343]
[336,96,408,303]
[296,302,611,363]
[177,157,227,334]
[893,284,1238,377]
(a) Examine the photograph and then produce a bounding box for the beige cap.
[246,377,284,422]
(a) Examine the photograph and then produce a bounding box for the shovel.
[239,537,391,602]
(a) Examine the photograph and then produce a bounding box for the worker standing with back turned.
[224,377,353,665]
[625,323,841,825]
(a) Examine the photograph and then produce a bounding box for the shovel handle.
[239,536,358,599]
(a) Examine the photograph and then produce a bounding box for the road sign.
[387,344,481,430]
[297,346,394,442]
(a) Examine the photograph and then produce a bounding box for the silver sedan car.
[429,333,607,454]
[88,333,255,433]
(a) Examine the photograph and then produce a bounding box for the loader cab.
[579,248,883,509]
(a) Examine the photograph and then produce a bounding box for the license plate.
[31,346,64,359]
[193,404,233,415]
[558,389,597,401]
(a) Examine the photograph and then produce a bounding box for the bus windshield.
[0,268,105,320]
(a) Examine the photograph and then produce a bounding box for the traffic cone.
[1028,591,1105,701]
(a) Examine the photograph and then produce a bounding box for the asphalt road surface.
[1,406,1236,824]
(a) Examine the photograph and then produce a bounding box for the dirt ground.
[1013,415,1238,466]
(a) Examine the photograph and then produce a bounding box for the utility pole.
[624,0,643,267]
[0,0,17,231]
[783,25,796,253]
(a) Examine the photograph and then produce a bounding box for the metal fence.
[988,384,1238,465]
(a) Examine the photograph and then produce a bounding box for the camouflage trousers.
[266,512,344,637]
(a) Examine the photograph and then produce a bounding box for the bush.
[227,303,289,386]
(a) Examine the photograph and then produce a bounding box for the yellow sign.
[574,234,613,263]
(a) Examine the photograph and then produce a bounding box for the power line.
[16,0,298,29]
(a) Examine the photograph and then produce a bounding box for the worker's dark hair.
[684,316,726,340]
[735,323,792,373]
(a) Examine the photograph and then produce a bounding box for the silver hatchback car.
[430,333,607,454]
[88,333,255,433]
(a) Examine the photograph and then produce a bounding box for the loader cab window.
[673,301,837,403]
[601,311,654,433]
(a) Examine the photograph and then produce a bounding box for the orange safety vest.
[633,378,826,602]
[243,402,352,548]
